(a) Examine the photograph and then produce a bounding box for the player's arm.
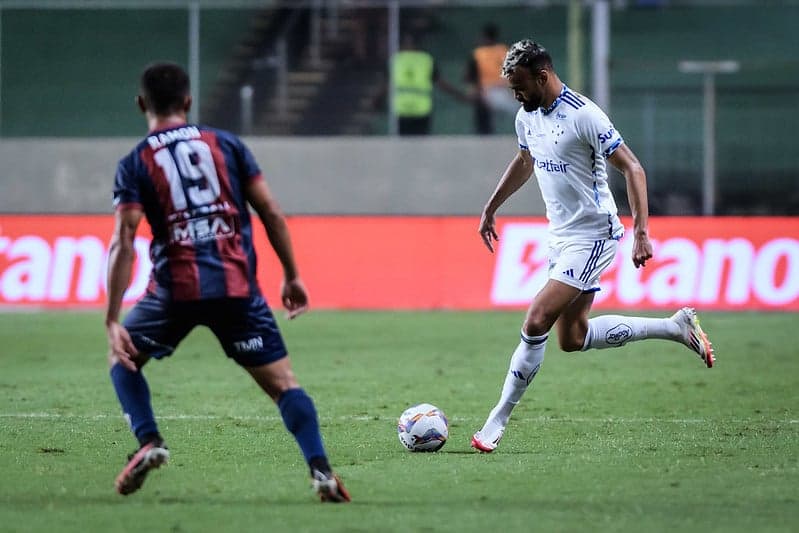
[245,177,308,319]
[479,149,534,253]
[607,144,653,268]
[106,207,143,371]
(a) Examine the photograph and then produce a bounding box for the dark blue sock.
[277,388,327,465]
[110,363,159,446]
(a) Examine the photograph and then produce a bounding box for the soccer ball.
[397,403,448,452]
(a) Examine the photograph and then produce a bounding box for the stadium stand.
[1,4,796,213]
[1,8,251,137]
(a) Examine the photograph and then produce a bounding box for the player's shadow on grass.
[3,494,326,507]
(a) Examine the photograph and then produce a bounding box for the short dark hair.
[482,23,499,42]
[501,39,553,79]
[139,62,190,115]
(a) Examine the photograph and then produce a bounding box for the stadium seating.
[1,5,796,213]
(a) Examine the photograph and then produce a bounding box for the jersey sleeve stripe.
[603,139,623,158]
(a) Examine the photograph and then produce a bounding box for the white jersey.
[516,85,625,241]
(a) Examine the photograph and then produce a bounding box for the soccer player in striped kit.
[106,62,349,502]
[471,40,715,453]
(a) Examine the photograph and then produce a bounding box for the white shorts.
[548,238,618,292]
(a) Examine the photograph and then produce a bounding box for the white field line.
[0,412,796,424]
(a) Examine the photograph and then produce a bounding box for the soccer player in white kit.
[471,39,715,453]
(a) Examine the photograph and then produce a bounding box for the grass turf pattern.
[0,310,796,532]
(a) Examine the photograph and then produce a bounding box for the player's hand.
[281,277,309,319]
[478,210,499,253]
[632,233,654,268]
[106,321,139,372]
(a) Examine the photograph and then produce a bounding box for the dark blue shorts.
[122,292,288,367]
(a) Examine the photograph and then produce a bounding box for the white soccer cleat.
[311,469,351,503]
[115,440,170,495]
[470,428,504,453]
[671,307,715,368]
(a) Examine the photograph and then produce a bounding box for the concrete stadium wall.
[0,137,545,216]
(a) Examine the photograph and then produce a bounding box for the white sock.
[582,314,680,350]
[480,331,547,439]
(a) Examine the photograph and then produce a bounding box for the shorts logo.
[562,268,574,278]
[606,324,632,345]
[234,337,264,352]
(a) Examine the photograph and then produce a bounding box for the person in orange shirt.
[465,24,520,134]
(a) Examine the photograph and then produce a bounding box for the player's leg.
[243,360,349,503]
[578,308,714,367]
[555,290,596,352]
[111,293,193,495]
[214,295,349,503]
[554,238,714,366]
[472,278,581,452]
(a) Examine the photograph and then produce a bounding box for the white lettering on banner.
[125,237,153,301]
[753,239,799,304]
[0,234,153,304]
[646,238,699,305]
[49,237,105,301]
[490,224,799,307]
[698,239,754,304]
[0,236,51,301]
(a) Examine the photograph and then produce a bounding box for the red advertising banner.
[0,215,797,310]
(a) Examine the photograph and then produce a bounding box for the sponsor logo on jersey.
[536,159,571,173]
[169,214,235,244]
[598,127,616,144]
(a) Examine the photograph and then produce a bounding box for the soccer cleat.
[671,307,715,368]
[470,428,504,453]
[311,469,351,503]
[115,440,170,495]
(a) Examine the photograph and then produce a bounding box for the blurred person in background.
[471,39,715,454]
[105,62,349,502]
[386,32,466,135]
[464,23,519,135]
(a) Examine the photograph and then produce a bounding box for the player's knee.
[522,312,553,337]
[250,365,299,401]
[559,336,585,353]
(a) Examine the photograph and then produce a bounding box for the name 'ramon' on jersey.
[113,124,263,301]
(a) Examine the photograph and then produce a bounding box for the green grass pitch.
[0,310,797,532]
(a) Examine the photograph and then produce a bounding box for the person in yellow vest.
[465,24,519,134]
[392,33,465,135]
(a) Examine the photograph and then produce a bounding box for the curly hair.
[501,39,553,79]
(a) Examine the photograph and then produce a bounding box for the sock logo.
[606,324,632,345]
[511,363,541,385]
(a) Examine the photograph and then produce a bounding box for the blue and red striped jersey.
[113,124,262,301]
